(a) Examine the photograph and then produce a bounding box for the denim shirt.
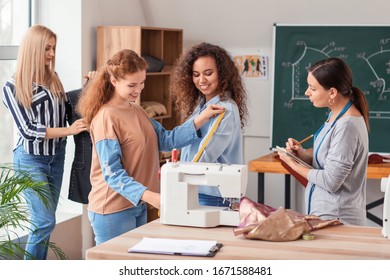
[151,117,201,152]
[180,94,243,197]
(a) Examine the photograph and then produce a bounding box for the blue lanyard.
[307,99,353,214]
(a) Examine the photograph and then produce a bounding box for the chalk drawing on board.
[272,25,390,153]
[357,41,390,119]
[282,40,390,120]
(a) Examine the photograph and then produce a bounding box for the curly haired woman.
[169,42,249,207]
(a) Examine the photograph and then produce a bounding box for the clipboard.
[128,237,223,257]
[275,146,311,187]
[276,145,313,169]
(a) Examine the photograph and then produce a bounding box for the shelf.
[97,25,183,130]
[146,71,171,76]
[153,114,171,121]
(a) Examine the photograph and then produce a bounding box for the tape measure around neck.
[192,111,225,163]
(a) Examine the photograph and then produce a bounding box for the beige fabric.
[233,197,342,241]
[141,101,167,117]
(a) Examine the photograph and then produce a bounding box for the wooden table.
[249,152,390,225]
[85,219,390,260]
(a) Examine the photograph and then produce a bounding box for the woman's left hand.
[83,70,97,84]
[193,104,225,130]
[68,118,88,135]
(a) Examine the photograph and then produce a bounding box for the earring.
[328,98,335,106]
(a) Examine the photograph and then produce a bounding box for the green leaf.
[0,163,67,260]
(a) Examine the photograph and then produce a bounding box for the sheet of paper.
[128,237,218,256]
[276,146,313,169]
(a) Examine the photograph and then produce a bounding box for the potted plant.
[0,163,67,260]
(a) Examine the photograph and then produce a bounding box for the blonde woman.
[2,24,87,259]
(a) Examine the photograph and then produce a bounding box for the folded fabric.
[143,54,165,72]
[141,101,167,117]
[368,153,390,164]
[233,197,342,241]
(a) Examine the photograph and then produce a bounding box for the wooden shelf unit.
[96,26,183,129]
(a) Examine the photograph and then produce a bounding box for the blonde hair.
[77,49,148,124]
[14,24,65,108]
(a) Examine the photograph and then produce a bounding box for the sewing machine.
[160,161,247,227]
[381,174,390,239]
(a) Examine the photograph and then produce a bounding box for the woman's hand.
[194,104,225,130]
[279,137,313,168]
[141,190,160,209]
[45,118,88,139]
[83,70,97,85]
[277,149,298,168]
[277,145,311,179]
[68,118,88,135]
[285,137,300,153]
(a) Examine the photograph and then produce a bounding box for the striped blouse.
[2,78,68,155]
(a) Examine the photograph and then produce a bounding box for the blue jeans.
[198,193,231,207]
[13,141,66,260]
[88,203,147,245]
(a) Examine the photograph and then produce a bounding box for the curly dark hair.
[170,42,248,129]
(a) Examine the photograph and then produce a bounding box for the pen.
[298,134,313,145]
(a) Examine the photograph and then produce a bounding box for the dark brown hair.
[308,57,369,130]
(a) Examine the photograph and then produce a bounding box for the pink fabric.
[233,197,342,241]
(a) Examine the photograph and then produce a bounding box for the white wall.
[37,0,83,216]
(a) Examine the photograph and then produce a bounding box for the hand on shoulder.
[194,104,225,130]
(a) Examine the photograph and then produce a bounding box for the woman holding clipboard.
[278,57,369,226]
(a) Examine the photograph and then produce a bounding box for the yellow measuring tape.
[192,111,225,162]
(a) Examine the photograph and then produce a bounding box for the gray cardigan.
[305,116,368,225]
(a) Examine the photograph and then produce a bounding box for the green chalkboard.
[272,24,390,153]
